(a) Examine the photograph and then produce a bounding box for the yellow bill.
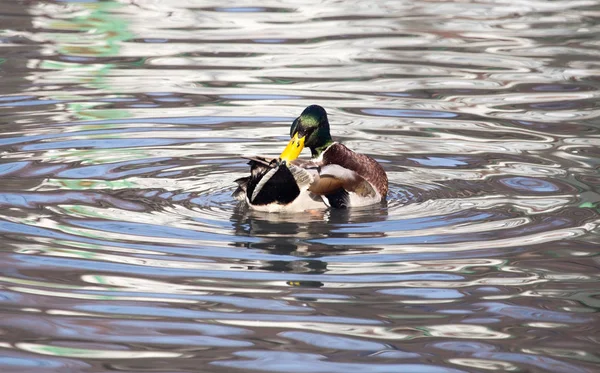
[279,133,305,162]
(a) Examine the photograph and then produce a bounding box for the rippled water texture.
[1,0,599,372]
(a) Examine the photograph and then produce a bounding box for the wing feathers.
[313,164,378,198]
[288,165,316,188]
[309,176,344,195]
[250,167,279,203]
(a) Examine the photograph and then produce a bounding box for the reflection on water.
[0,0,599,372]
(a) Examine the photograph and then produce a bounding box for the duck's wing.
[232,176,249,201]
[233,156,275,200]
[249,163,302,205]
[250,165,279,203]
[288,163,318,189]
[236,156,323,205]
[243,155,276,167]
[309,164,378,198]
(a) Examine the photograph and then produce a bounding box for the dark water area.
[1,0,599,372]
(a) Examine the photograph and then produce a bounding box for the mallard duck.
[233,105,388,211]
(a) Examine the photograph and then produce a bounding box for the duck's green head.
[280,105,333,161]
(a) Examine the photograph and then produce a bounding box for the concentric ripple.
[0,1,599,373]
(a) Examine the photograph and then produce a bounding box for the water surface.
[0,1,599,372]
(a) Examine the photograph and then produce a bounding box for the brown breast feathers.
[322,143,388,197]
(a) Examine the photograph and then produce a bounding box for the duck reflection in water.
[230,200,388,288]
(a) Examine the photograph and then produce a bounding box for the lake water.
[0,1,599,372]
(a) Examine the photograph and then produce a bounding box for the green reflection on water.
[38,0,133,119]
[41,1,132,58]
